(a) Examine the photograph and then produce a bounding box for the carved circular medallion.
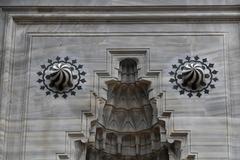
[37,56,86,98]
[169,56,218,97]
[49,62,73,90]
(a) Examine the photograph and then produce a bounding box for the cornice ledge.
[2,5,240,11]
[3,5,240,23]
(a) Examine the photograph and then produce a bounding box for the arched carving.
[139,133,151,154]
[122,135,136,156]
[119,58,138,83]
[96,128,104,149]
[105,133,118,154]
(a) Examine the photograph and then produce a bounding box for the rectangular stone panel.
[0,7,239,160]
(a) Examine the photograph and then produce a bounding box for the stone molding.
[2,6,240,23]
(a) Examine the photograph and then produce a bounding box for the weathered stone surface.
[0,2,239,160]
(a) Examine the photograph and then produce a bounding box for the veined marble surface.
[0,4,239,160]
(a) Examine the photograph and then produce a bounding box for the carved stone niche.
[85,58,181,160]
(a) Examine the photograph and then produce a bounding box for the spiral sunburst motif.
[49,63,73,91]
[169,55,218,97]
[182,62,205,90]
[37,56,86,98]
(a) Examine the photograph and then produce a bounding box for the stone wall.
[0,1,240,160]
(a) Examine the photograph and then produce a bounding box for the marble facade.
[0,1,240,160]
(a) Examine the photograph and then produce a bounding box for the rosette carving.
[169,56,218,97]
[37,56,86,98]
